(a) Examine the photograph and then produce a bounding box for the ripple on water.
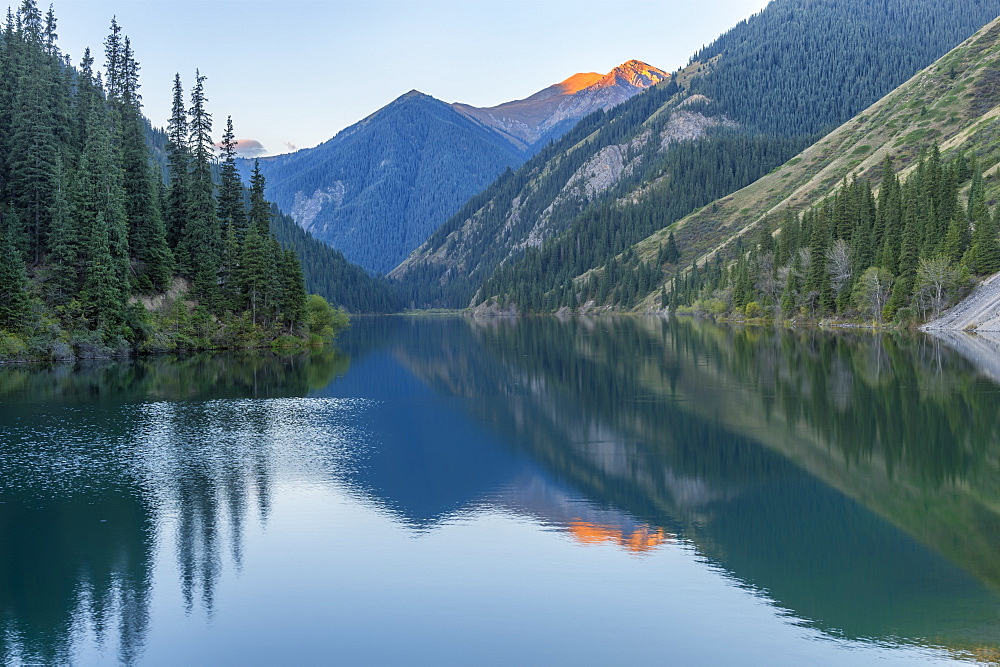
[0,396,377,504]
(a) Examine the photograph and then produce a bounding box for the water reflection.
[335,317,1000,651]
[0,350,349,664]
[1,320,1000,663]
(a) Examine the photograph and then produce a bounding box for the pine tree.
[884,197,921,317]
[47,158,78,303]
[217,115,246,234]
[103,17,123,101]
[967,166,1000,275]
[179,70,221,304]
[0,220,31,332]
[80,212,125,331]
[804,208,834,313]
[0,12,18,190]
[876,159,903,274]
[276,247,306,332]
[248,160,270,236]
[109,23,172,290]
[219,221,240,310]
[665,231,680,263]
[74,88,129,329]
[6,0,59,264]
[165,73,190,256]
[239,224,271,325]
[942,204,970,265]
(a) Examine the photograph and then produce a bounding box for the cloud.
[216,138,267,158]
[283,141,298,152]
[234,138,267,157]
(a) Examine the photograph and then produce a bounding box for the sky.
[42,0,771,156]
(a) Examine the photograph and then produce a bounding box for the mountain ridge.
[240,59,667,274]
[453,60,670,149]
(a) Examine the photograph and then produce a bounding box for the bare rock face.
[562,130,652,202]
[922,272,1000,331]
[290,182,347,234]
[661,109,737,149]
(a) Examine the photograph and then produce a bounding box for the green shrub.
[306,294,349,340]
[708,298,728,317]
[0,331,27,359]
[271,335,305,350]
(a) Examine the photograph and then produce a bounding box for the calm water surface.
[2,317,1000,665]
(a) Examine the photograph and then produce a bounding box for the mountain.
[454,60,669,149]
[269,208,400,313]
[626,14,1000,320]
[391,0,1000,311]
[240,61,667,275]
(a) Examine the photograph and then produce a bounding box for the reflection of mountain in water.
[333,316,1000,652]
[6,319,1000,661]
[0,349,349,664]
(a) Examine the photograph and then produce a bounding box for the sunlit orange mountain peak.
[553,71,604,95]
[452,59,669,149]
[597,59,670,89]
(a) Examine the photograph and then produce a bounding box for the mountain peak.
[400,89,430,100]
[598,60,670,89]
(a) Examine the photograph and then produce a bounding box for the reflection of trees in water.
[142,399,278,613]
[390,315,1000,647]
[0,348,349,661]
[0,471,153,665]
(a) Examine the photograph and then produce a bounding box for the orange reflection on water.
[567,520,674,554]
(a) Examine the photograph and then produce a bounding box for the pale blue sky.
[44,0,770,155]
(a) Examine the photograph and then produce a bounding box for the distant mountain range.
[239,61,668,274]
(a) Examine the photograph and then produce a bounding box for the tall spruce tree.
[74,82,129,331]
[248,159,270,236]
[180,70,221,305]
[165,73,190,258]
[216,116,246,307]
[967,166,1000,275]
[6,0,59,265]
[217,115,245,233]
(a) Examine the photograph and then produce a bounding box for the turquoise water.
[2,317,999,665]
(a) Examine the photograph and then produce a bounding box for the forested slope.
[241,92,527,275]
[269,207,399,313]
[392,0,1000,311]
[621,15,1000,324]
[142,112,398,314]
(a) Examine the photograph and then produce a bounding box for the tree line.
[669,148,999,323]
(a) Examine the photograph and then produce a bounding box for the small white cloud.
[283,141,298,152]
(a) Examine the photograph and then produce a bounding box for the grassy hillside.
[625,16,1000,313]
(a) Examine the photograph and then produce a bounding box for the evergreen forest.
[667,150,999,324]
[0,3,351,360]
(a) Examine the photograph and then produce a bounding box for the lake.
[2,316,999,665]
